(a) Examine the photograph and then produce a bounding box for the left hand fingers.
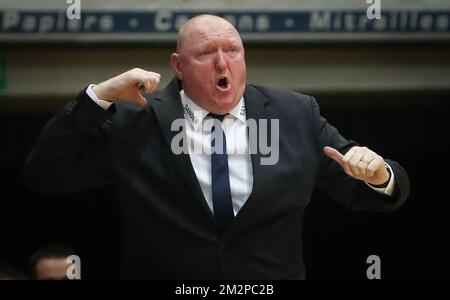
[348,148,369,176]
[348,152,361,176]
[366,156,384,178]
[347,147,378,178]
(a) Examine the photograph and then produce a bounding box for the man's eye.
[200,51,212,56]
[227,47,237,52]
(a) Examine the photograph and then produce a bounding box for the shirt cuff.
[86,84,114,110]
[365,163,395,196]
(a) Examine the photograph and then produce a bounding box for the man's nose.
[215,51,227,72]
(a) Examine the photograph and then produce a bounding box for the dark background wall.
[304,92,450,279]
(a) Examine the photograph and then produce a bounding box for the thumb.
[323,146,344,166]
[132,89,148,108]
[137,94,148,108]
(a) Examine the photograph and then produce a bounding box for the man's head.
[29,244,75,280]
[170,15,246,115]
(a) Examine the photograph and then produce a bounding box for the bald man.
[25,15,410,279]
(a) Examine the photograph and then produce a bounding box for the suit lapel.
[150,78,216,224]
[226,85,272,235]
[150,80,274,233]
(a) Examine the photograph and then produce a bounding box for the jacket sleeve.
[23,88,115,194]
[310,96,410,212]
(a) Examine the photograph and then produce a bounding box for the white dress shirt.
[179,90,253,216]
[86,84,395,215]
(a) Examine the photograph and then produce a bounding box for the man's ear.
[170,53,183,81]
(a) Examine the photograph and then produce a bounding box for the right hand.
[92,68,161,107]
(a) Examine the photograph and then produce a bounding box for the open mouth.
[216,76,230,91]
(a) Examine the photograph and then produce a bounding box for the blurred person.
[28,244,76,280]
[24,15,410,279]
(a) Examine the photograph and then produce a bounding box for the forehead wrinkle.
[177,15,243,49]
[190,28,242,48]
[177,15,243,54]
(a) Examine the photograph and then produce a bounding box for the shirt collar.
[180,90,246,130]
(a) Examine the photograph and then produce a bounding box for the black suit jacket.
[24,78,410,279]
